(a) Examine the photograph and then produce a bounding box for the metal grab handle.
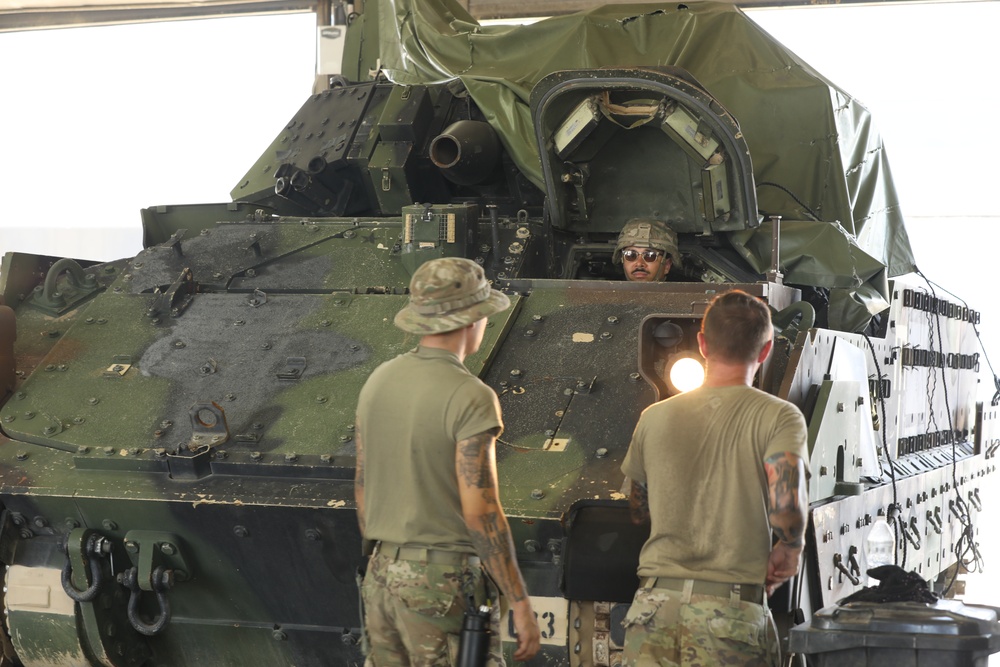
[121,566,173,636]
[900,517,922,551]
[833,553,860,585]
[61,533,105,602]
[926,510,942,535]
[969,489,983,513]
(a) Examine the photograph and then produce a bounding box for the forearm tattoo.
[470,510,526,603]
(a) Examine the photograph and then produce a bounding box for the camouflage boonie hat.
[613,218,682,268]
[394,258,510,334]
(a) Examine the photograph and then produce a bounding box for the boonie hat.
[394,258,510,334]
[613,218,682,268]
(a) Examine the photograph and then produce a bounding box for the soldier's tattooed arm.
[763,450,808,595]
[629,480,650,525]
[353,417,366,536]
[456,429,540,659]
[764,451,808,548]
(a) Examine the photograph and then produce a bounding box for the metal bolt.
[16,452,28,461]
[104,447,115,455]
[43,426,56,435]
[339,434,352,443]
[250,452,263,461]
[77,446,90,454]
[213,272,224,280]
[72,417,85,425]
[524,540,541,552]
[629,372,641,382]
[510,369,522,377]
[273,630,287,641]
[285,453,298,462]
[125,541,139,554]
[261,342,272,350]
[233,525,249,538]
[88,397,100,405]
[320,320,332,327]
[530,489,545,500]
[85,317,95,324]
[532,314,543,322]
[600,331,613,340]
[23,411,35,420]
[129,448,141,456]
[225,393,236,401]
[173,341,186,349]
[2,415,14,423]
[316,396,328,404]
[305,529,321,541]
[524,329,536,337]
[596,447,609,458]
[102,519,117,531]
[320,454,331,463]
[160,543,176,556]
[607,316,619,324]
[234,320,245,326]
[32,516,47,529]
[15,391,26,400]
[154,430,164,438]
[216,450,228,459]
[544,430,555,437]
[45,364,55,371]
[154,449,166,457]
[97,318,107,325]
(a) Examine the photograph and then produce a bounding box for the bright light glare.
[668,357,705,393]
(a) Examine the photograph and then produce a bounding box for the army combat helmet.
[394,257,510,334]
[613,218,682,268]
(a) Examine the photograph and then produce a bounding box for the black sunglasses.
[622,249,664,263]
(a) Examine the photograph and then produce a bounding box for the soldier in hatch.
[354,257,540,666]
[614,218,681,282]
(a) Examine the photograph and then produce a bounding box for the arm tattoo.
[629,480,650,525]
[765,452,806,548]
[457,432,496,491]
[469,510,526,603]
[457,429,528,603]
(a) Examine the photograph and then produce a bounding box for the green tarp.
[375,0,916,284]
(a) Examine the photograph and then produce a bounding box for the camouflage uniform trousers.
[361,551,504,666]
[621,584,780,666]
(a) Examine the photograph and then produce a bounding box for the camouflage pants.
[621,584,780,667]
[360,551,504,667]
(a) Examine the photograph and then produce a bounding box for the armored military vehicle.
[0,2,995,665]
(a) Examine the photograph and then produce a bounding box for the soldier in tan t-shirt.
[620,290,809,666]
[355,257,540,666]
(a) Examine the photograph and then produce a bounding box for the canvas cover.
[371,0,915,298]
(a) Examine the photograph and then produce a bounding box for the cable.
[916,269,985,595]
[862,333,902,566]
[755,182,822,222]
[923,275,999,406]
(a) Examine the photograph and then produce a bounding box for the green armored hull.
[0,3,994,665]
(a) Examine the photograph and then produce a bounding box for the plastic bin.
[789,599,1000,666]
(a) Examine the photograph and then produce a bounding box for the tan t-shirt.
[356,346,502,552]
[621,384,808,583]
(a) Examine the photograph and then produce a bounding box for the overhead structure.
[0,0,986,32]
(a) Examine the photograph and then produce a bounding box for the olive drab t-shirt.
[621,384,809,584]
[356,346,503,552]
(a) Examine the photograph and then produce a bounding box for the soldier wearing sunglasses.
[613,218,681,282]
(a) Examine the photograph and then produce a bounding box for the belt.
[376,541,481,567]
[644,576,764,603]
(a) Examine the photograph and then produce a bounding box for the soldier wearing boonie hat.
[614,218,681,282]
[355,258,540,665]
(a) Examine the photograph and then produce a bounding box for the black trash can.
[789,599,1000,667]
